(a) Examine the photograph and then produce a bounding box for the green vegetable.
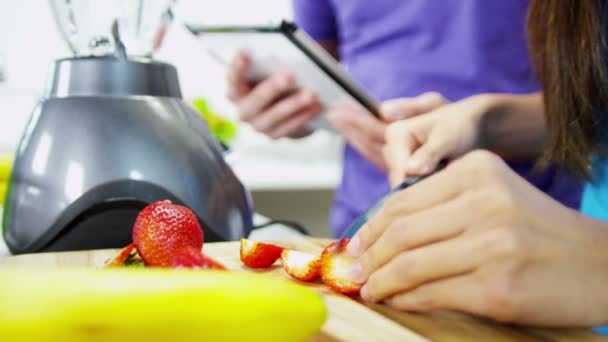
[191,98,237,145]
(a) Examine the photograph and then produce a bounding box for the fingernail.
[350,262,365,283]
[407,158,424,173]
[360,285,370,301]
[346,235,361,256]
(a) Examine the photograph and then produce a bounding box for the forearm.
[474,92,546,159]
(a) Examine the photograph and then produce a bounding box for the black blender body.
[3,57,253,254]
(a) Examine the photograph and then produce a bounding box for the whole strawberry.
[133,200,203,267]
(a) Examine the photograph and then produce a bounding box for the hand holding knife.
[335,160,448,247]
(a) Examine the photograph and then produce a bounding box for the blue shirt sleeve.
[292,0,338,41]
[580,154,608,221]
[594,326,608,335]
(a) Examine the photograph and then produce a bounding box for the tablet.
[185,21,380,130]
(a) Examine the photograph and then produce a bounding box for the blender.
[3,0,254,254]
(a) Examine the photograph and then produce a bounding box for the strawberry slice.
[320,239,362,295]
[171,246,226,270]
[281,250,321,281]
[105,243,136,268]
[240,238,283,268]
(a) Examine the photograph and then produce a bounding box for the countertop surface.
[1,238,605,342]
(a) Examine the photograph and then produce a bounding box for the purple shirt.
[294,0,583,237]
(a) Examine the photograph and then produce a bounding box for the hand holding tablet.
[186,21,380,131]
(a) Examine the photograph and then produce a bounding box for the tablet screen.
[187,22,380,130]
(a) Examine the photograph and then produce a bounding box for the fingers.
[384,117,452,181]
[266,102,321,139]
[406,129,452,175]
[350,153,483,255]
[226,53,318,139]
[247,90,318,136]
[329,103,385,142]
[227,52,252,101]
[236,72,294,120]
[355,197,470,279]
[383,121,418,186]
[348,129,387,170]
[381,92,448,121]
[328,104,387,168]
[360,236,480,302]
[384,270,520,324]
[383,274,486,316]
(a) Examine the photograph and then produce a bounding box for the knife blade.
[335,161,447,246]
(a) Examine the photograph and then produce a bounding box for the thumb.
[383,138,413,187]
[406,132,450,176]
[383,122,417,186]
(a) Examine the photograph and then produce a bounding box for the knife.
[335,160,447,245]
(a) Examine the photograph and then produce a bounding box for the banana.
[0,268,327,342]
[0,181,6,205]
[0,154,12,181]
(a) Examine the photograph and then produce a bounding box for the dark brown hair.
[527,0,608,178]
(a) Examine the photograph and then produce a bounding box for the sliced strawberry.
[320,239,362,295]
[240,238,283,268]
[171,246,226,270]
[105,243,136,268]
[281,250,321,282]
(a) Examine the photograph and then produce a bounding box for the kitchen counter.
[0,239,604,342]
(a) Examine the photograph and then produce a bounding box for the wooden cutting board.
[0,238,605,342]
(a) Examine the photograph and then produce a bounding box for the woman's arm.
[382,92,547,185]
[476,92,546,160]
[349,150,608,326]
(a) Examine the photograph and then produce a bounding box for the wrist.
[467,93,501,121]
[465,93,504,149]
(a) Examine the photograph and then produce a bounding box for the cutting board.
[0,238,605,342]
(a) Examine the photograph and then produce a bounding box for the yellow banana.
[0,154,12,181]
[0,181,6,205]
[0,268,327,342]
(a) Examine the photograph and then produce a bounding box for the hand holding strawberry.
[320,239,362,295]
